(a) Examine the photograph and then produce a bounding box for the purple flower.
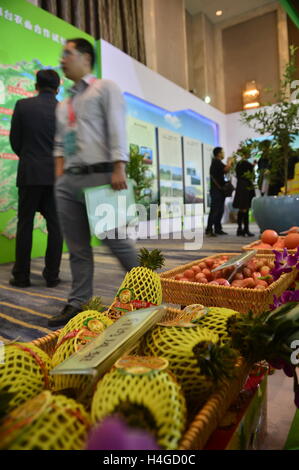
[86,416,160,450]
[271,248,299,281]
[270,290,299,310]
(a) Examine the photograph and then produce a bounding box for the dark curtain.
[37,0,146,64]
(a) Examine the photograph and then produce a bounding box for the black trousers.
[12,186,63,282]
[206,188,225,233]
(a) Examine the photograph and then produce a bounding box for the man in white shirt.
[49,38,138,327]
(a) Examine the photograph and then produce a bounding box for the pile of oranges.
[253,227,299,251]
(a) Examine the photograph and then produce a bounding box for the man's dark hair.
[36,69,60,91]
[66,38,95,68]
[213,147,223,157]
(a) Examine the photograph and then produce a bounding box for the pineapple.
[188,307,240,345]
[116,248,165,308]
[140,322,238,411]
[227,302,299,408]
[91,356,187,450]
[55,308,113,344]
[51,310,113,393]
[0,343,52,413]
[227,302,299,364]
[0,391,90,450]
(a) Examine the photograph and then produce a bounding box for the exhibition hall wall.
[1,0,284,264]
[101,39,222,231]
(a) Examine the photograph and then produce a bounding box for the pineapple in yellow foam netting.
[182,305,241,345]
[51,306,113,394]
[0,391,90,450]
[140,319,238,412]
[0,343,52,413]
[91,356,187,450]
[108,248,165,320]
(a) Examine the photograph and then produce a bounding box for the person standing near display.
[9,69,63,288]
[205,147,233,237]
[233,149,255,236]
[48,38,138,327]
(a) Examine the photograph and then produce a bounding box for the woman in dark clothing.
[233,152,255,237]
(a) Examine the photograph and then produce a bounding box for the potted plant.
[240,46,299,233]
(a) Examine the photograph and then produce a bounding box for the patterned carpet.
[0,223,252,343]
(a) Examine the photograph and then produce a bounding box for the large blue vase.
[252,195,299,233]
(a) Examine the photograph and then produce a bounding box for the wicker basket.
[160,253,297,314]
[179,357,249,450]
[31,330,62,358]
[31,307,250,450]
[242,238,296,254]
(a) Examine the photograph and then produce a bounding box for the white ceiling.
[185,0,277,23]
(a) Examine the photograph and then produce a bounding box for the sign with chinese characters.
[0,5,65,45]
[50,306,166,376]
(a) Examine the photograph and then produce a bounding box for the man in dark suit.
[9,69,63,288]
[205,147,234,237]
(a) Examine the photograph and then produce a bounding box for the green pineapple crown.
[227,302,299,365]
[81,296,105,313]
[192,342,238,382]
[138,248,165,271]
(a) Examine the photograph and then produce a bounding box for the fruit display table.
[1,247,298,451]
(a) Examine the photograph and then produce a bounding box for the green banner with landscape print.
[0,0,96,263]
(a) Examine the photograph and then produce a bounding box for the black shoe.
[243,231,255,237]
[205,231,217,237]
[215,230,228,235]
[48,304,82,327]
[43,269,61,288]
[236,228,244,236]
[45,278,61,288]
[9,278,31,288]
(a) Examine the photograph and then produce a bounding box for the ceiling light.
[244,102,260,109]
[204,96,211,104]
[243,81,260,110]
[216,10,223,16]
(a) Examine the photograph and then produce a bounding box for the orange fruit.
[284,233,299,249]
[261,229,279,245]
